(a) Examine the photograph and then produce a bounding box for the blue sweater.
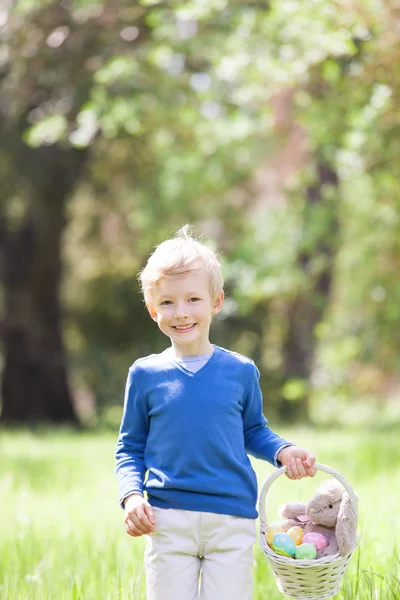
[115,345,290,519]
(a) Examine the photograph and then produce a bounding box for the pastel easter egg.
[265,523,284,547]
[286,526,304,546]
[271,533,296,558]
[302,533,328,551]
[295,543,317,560]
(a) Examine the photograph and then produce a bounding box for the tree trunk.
[0,145,87,424]
[278,163,339,423]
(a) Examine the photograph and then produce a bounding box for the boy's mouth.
[173,324,196,332]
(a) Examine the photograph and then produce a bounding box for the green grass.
[1,427,399,599]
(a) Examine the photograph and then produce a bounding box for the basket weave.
[258,463,358,600]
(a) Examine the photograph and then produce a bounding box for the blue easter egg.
[271,533,296,558]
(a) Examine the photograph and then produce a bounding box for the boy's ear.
[146,303,158,322]
[212,291,224,315]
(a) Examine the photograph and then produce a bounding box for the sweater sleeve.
[242,363,292,466]
[115,367,149,507]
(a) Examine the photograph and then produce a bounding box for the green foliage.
[281,379,308,402]
[23,114,68,147]
[2,0,400,422]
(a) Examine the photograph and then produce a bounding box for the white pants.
[144,507,256,600]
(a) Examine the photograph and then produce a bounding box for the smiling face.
[147,271,224,357]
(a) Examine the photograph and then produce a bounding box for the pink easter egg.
[302,532,328,551]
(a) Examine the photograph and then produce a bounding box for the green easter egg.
[295,543,317,560]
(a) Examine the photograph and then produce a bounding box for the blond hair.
[139,225,224,303]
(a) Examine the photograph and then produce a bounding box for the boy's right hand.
[124,493,155,537]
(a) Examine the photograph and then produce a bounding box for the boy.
[115,226,316,600]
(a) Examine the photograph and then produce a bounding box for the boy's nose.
[175,304,188,319]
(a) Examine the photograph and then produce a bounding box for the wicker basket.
[258,463,358,600]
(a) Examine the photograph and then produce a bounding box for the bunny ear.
[336,491,358,556]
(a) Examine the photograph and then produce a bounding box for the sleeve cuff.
[120,490,144,509]
[274,443,294,467]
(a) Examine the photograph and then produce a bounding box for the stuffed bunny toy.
[278,479,358,558]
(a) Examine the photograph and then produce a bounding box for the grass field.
[1,426,399,599]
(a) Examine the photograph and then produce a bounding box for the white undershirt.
[172,352,213,373]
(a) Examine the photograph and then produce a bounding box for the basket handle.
[258,462,358,532]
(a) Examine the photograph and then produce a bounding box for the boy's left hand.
[277,446,317,480]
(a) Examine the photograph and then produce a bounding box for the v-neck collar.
[167,345,220,379]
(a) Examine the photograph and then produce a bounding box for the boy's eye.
[161,300,173,306]
[188,297,200,302]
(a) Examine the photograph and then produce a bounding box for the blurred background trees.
[1,0,399,426]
